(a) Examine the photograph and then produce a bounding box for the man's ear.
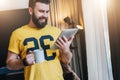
[29,7,33,15]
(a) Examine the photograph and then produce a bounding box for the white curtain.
[82,0,113,80]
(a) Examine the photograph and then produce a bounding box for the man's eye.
[46,11,50,13]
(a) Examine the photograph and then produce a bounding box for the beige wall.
[0,0,28,11]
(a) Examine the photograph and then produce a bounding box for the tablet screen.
[51,28,78,49]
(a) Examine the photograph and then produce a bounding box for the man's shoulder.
[12,25,27,34]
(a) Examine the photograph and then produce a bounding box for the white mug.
[33,49,45,63]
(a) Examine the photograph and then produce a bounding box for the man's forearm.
[7,59,24,70]
[60,50,72,64]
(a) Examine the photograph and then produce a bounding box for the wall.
[0,0,28,11]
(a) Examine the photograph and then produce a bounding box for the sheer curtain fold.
[82,0,113,80]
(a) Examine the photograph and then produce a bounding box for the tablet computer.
[51,28,79,49]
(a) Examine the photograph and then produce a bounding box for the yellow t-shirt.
[8,25,64,80]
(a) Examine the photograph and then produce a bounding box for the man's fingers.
[68,35,74,43]
[25,51,35,65]
[28,50,33,54]
[62,36,67,42]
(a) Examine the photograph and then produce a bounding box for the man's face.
[31,2,50,28]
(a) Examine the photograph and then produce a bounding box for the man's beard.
[32,13,48,28]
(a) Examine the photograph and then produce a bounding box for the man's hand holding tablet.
[51,28,79,49]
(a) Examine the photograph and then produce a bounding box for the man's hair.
[29,0,50,8]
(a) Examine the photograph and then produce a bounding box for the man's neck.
[28,19,37,28]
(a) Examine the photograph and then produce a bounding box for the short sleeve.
[8,31,20,54]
